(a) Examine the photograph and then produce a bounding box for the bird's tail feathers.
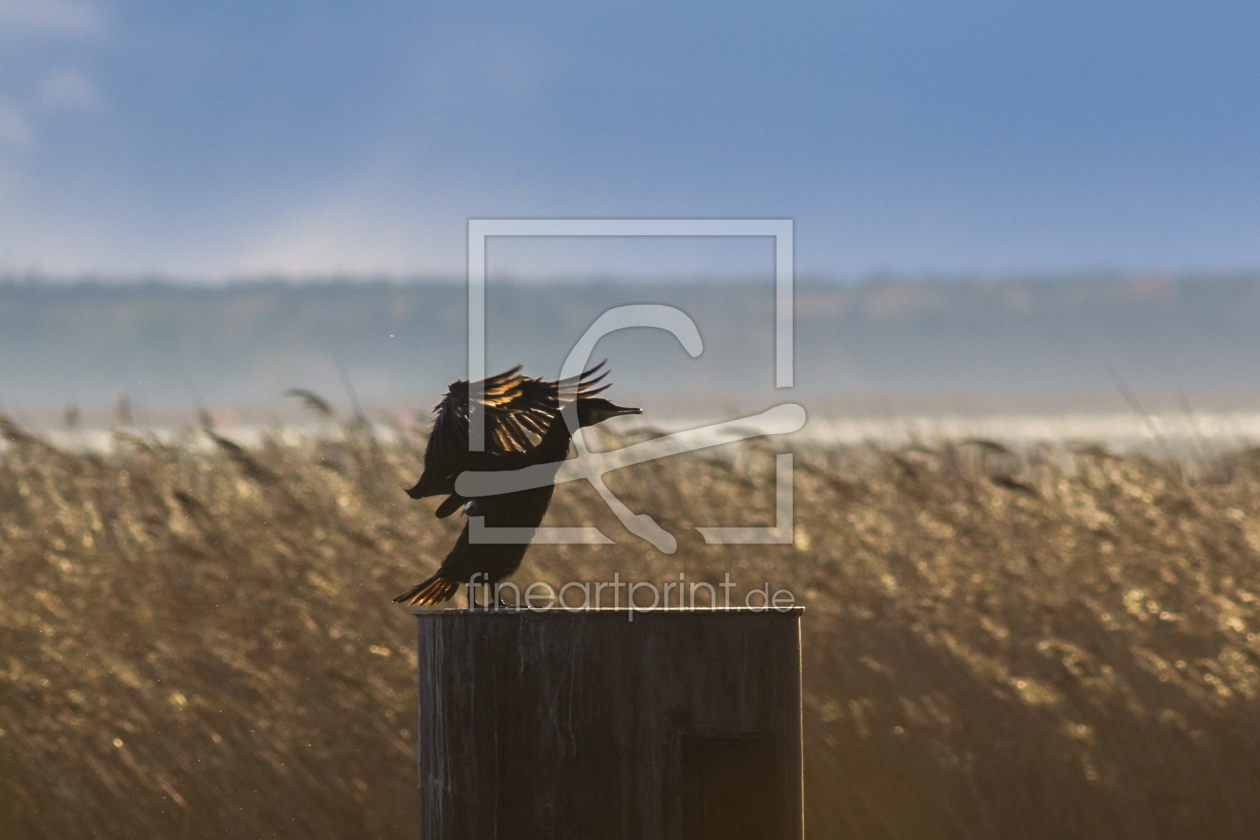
[393,573,461,607]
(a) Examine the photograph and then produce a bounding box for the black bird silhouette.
[396,365,640,607]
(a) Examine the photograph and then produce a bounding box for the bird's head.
[575,397,642,427]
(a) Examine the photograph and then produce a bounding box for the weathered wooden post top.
[413,607,804,840]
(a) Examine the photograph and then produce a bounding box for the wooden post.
[413,608,804,840]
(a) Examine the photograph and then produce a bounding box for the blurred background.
[7,275,1260,442]
[2,0,1260,436]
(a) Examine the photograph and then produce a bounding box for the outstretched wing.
[512,360,610,434]
[431,366,534,464]
[407,362,608,500]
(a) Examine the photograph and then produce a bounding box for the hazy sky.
[1,0,1258,279]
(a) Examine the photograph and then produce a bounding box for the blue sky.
[1,0,1258,278]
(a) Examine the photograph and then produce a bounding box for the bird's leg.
[466,582,479,610]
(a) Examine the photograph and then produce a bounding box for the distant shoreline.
[4,274,1260,427]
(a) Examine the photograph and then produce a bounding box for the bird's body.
[395,365,639,607]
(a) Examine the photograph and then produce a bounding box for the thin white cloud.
[0,0,105,38]
[236,207,450,276]
[229,184,461,277]
[37,67,106,112]
[0,98,32,146]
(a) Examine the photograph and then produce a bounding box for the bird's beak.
[605,403,642,418]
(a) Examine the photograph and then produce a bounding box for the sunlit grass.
[2,419,1259,838]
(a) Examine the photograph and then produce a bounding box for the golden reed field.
[3,415,1260,839]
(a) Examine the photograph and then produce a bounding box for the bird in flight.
[395,363,640,607]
